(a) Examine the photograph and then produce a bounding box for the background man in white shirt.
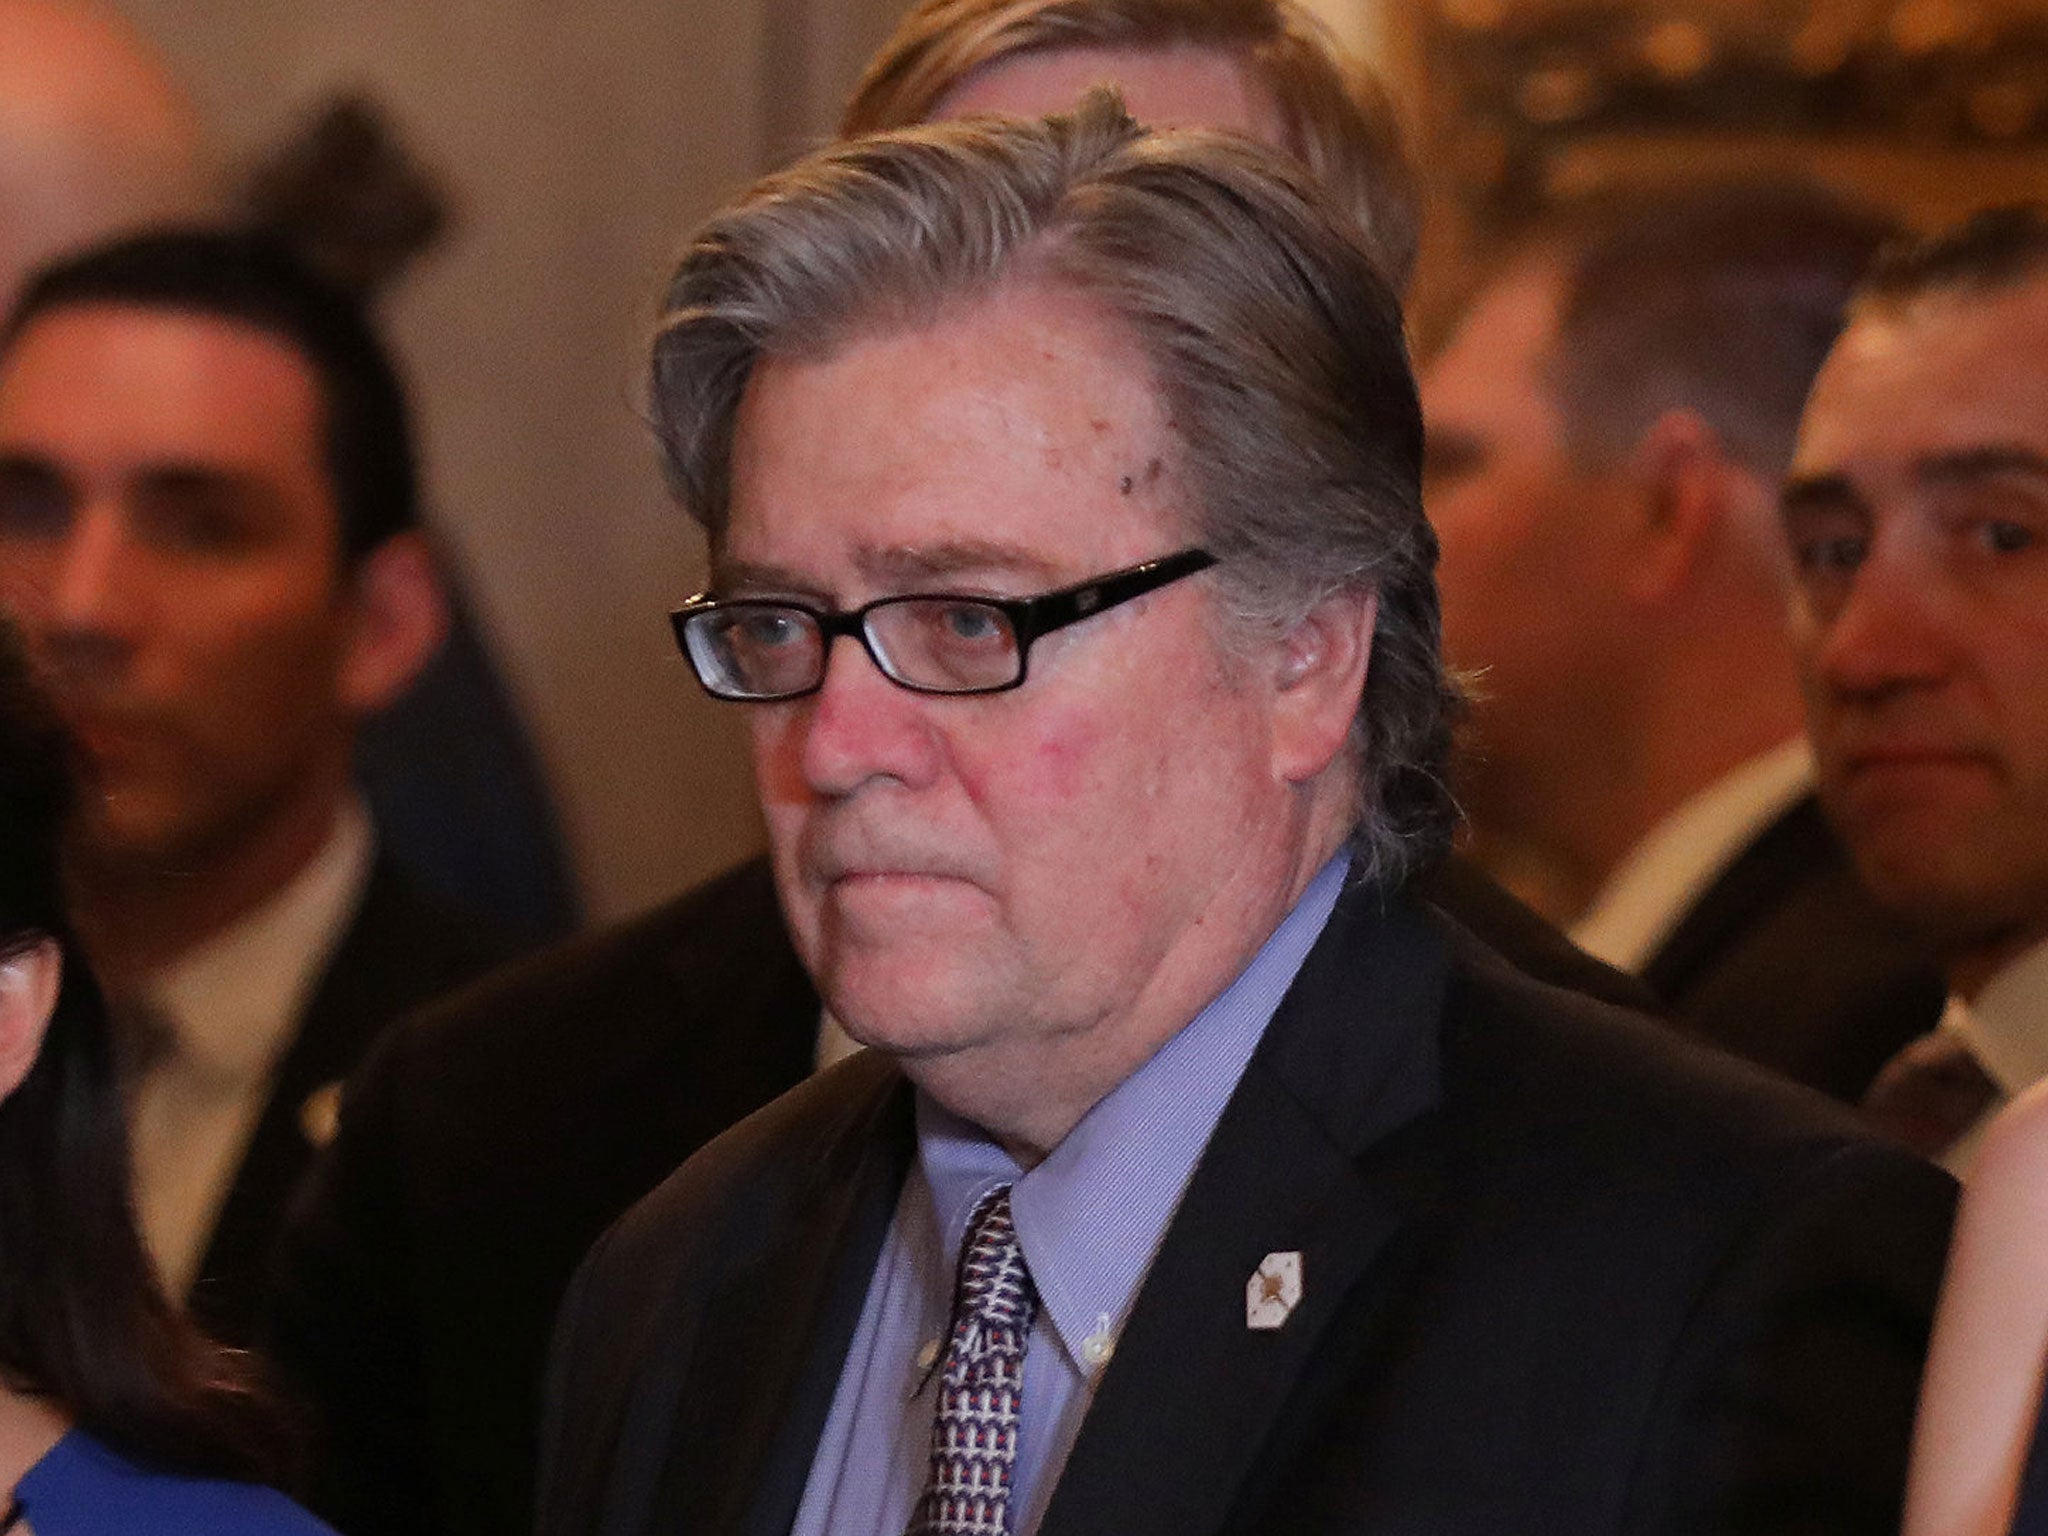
[0,228,512,1337]
[1784,204,2048,1172]
[1422,182,1944,1100]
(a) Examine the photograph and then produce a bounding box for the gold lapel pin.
[299,1081,344,1148]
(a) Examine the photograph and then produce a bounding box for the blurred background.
[106,0,2048,924]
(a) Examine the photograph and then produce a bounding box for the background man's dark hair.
[1,225,419,563]
[1525,181,1897,478]
[1856,201,2048,312]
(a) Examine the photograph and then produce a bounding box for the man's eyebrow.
[1916,445,2048,489]
[0,450,62,479]
[1780,472,1863,519]
[853,541,1064,588]
[712,542,1066,598]
[131,463,266,498]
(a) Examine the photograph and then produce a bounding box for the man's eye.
[1420,437,1481,487]
[134,491,262,556]
[936,603,1006,644]
[1791,535,1867,576]
[1977,519,2036,555]
[735,610,808,648]
[0,469,71,541]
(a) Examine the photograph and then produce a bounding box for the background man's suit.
[189,856,514,1344]
[542,881,1955,1536]
[1645,794,1945,1103]
[271,857,822,1536]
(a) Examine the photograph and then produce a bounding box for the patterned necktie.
[907,1183,1039,1536]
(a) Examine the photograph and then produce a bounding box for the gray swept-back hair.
[649,90,1458,888]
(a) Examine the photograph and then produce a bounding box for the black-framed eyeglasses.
[671,548,1217,701]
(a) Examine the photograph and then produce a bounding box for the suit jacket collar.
[1640,793,1835,999]
[191,854,515,1340]
[1037,877,1448,1536]
[646,1053,916,1536]
[662,880,1450,1536]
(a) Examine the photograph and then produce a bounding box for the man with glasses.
[541,98,1952,1536]
[276,7,1639,1532]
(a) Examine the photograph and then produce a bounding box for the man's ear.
[1271,588,1377,785]
[0,939,60,1103]
[337,530,450,715]
[1625,409,1734,606]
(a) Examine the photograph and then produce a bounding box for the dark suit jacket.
[270,856,822,1536]
[272,850,1633,1536]
[186,855,515,1345]
[1644,794,1945,1103]
[541,881,1955,1536]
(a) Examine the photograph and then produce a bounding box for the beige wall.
[106,0,1387,923]
[111,0,843,922]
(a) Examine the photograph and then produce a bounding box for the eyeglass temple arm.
[1009,549,1218,643]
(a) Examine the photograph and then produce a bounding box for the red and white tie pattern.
[907,1184,1039,1536]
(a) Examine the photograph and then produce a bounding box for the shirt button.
[916,1338,942,1372]
[1081,1331,1115,1368]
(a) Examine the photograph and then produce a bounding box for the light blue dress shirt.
[791,852,1349,1536]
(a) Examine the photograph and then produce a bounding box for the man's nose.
[794,630,943,798]
[1809,547,1953,703]
[33,508,142,675]
[44,507,132,621]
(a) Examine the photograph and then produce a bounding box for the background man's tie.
[908,1184,1039,1536]
[1861,1026,2000,1159]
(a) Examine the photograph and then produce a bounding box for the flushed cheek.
[749,713,813,808]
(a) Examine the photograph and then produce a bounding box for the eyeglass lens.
[684,597,1023,698]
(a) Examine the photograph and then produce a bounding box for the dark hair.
[1856,201,2048,312]
[0,619,289,1481]
[652,92,1456,886]
[1527,181,1896,478]
[1,226,418,562]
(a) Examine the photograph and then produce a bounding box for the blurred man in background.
[0,230,516,1339]
[1,0,581,946]
[1784,206,2048,1173]
[1423,183,1945,1101]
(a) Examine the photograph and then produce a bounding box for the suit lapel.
[1640,794,1828,1003]
[1040,886,1450,1536]
[190,858,513,1341]
[647,1060,916,1536]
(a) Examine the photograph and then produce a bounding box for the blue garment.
[791,852,1350,1536]
[13,1430,336,1536]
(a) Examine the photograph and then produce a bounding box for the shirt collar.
[1571,737,1813,972]
[141,799,375,1088]
[1944,935,2048,1099]
[917,850,1349,1381]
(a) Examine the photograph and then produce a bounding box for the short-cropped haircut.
[2,226,419,564]
[649,90,1458,888]
[1855,201,2048,314]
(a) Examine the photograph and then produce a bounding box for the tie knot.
[957,1184,1033,1330]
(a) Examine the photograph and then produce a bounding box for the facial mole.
[1118,475,1134,496]
[1143,456,1164,485]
